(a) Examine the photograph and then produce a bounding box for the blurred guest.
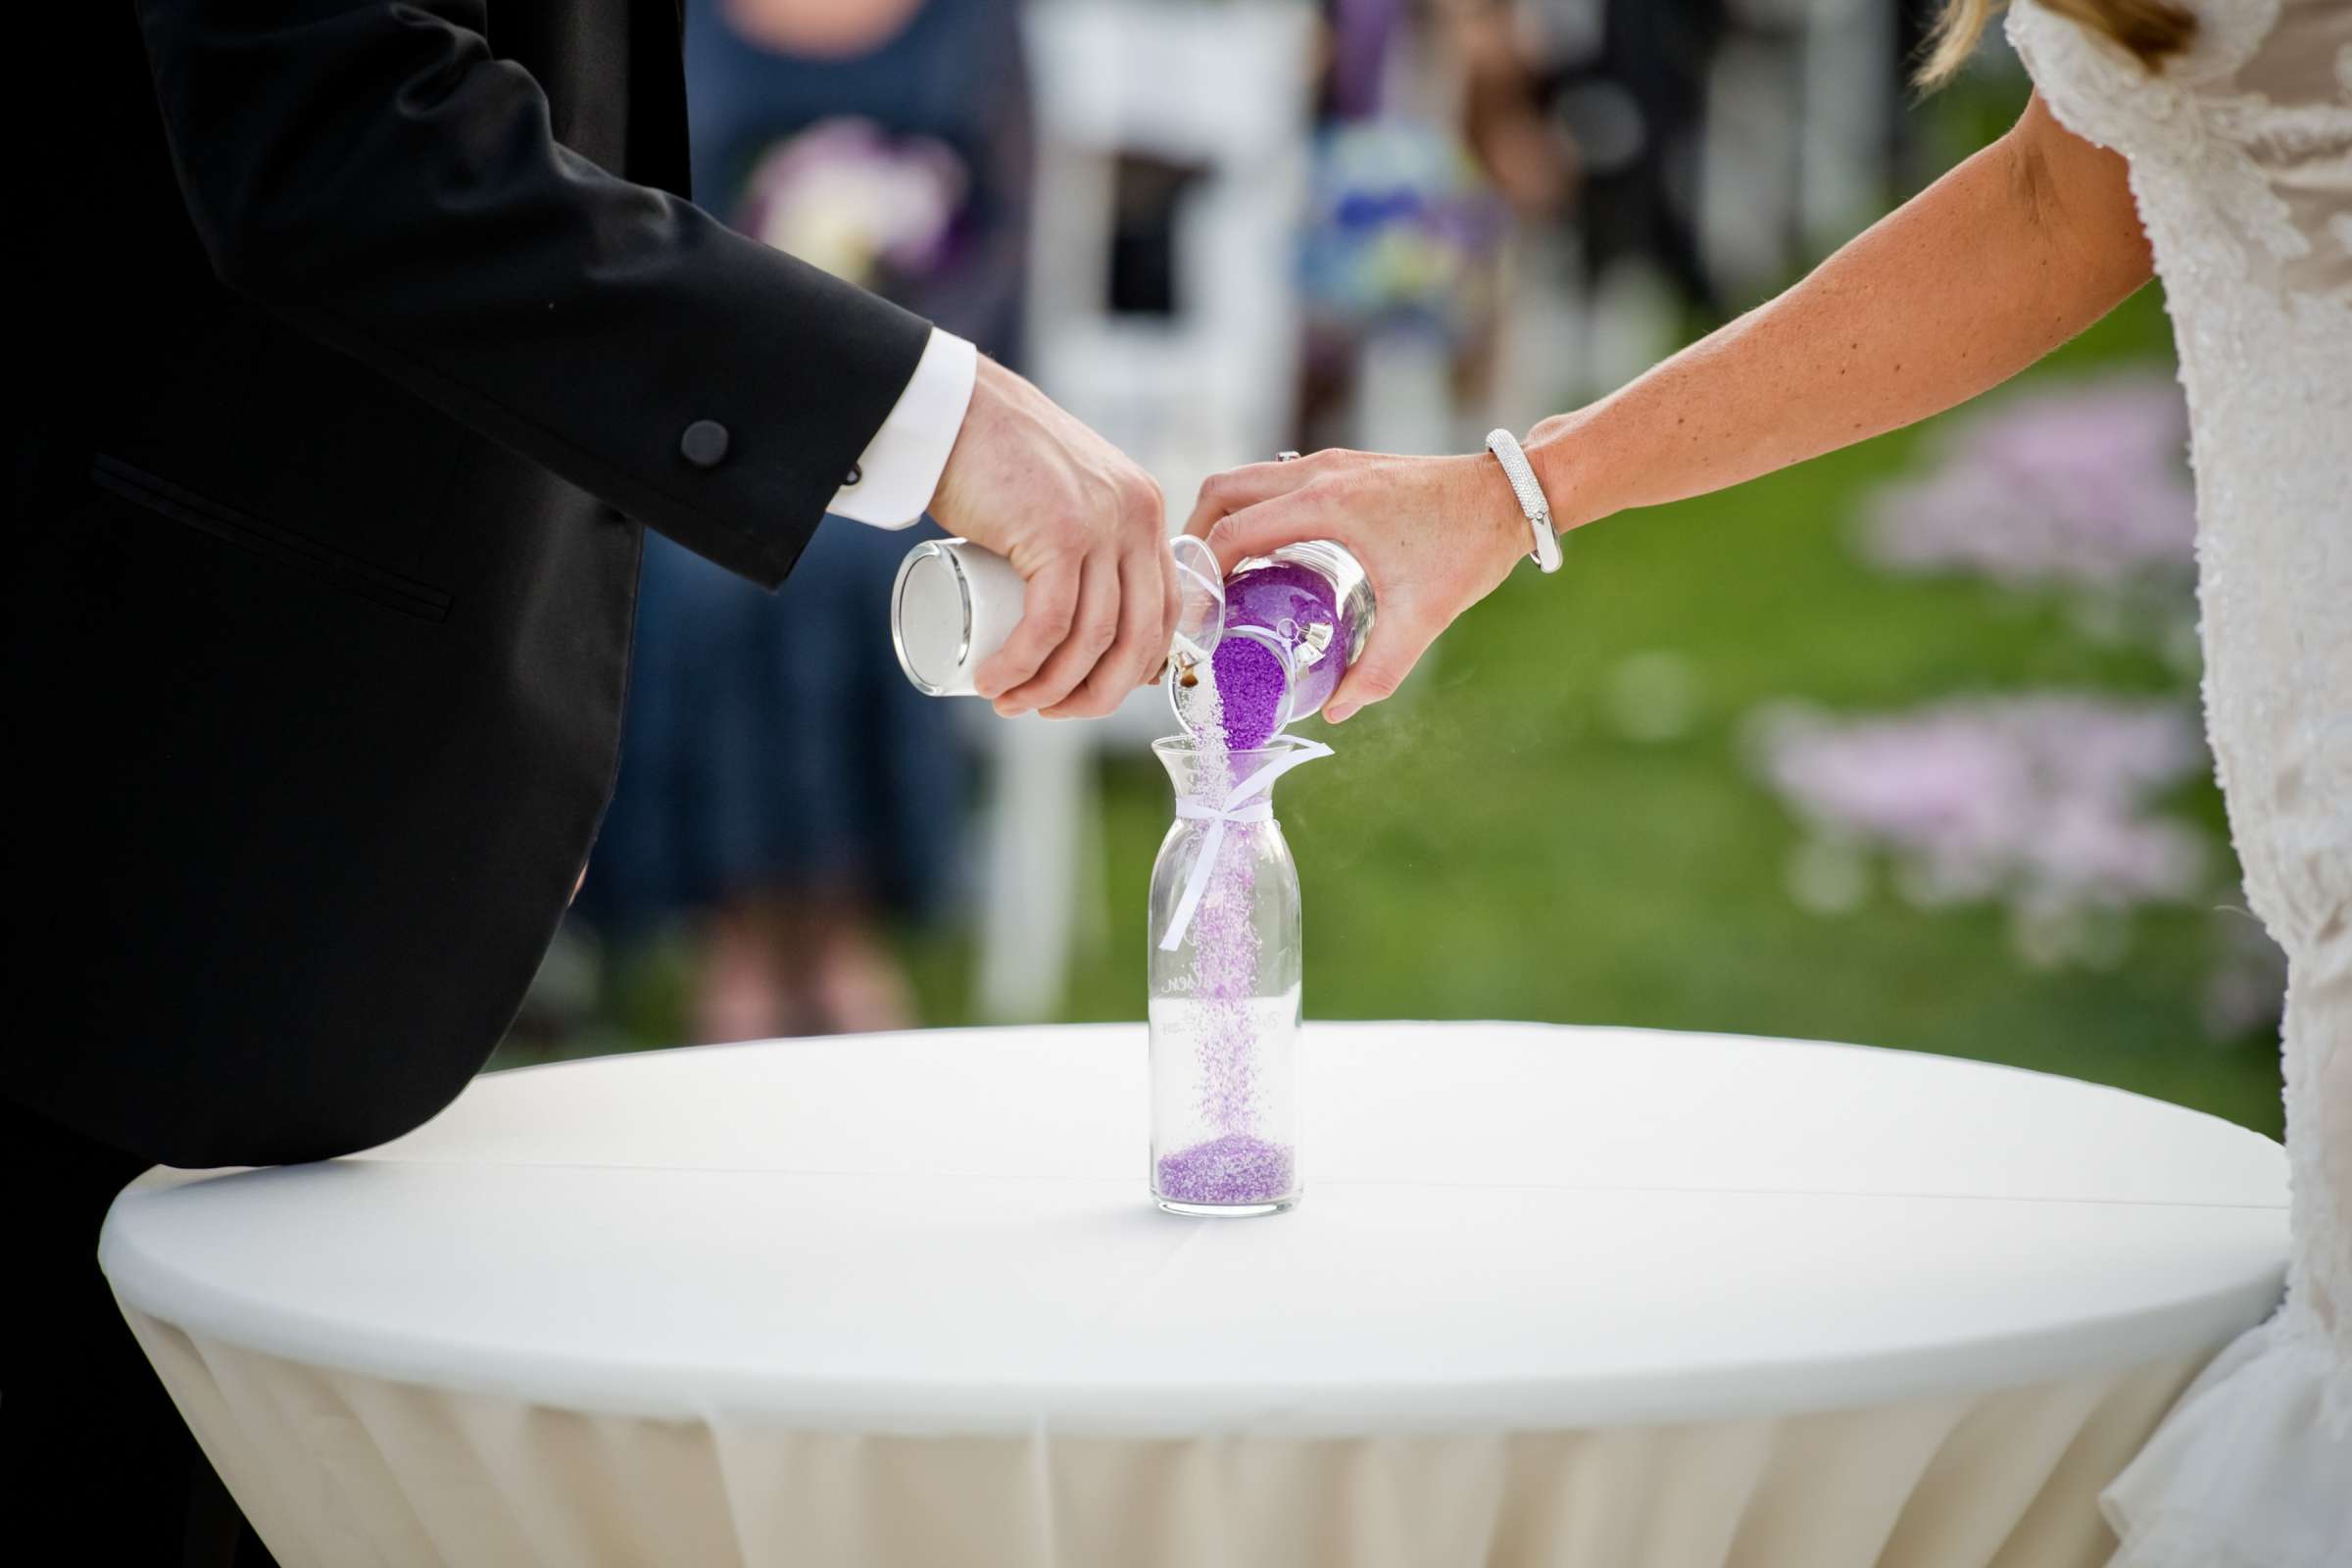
[1488,0,1729,313]
[1298,0,1518,449]
[1445,0,1583,221]
[580,0,1032,1040]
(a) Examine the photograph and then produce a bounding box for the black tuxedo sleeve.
[132,0,934,587]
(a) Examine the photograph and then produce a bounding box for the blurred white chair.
[1702,0,1902,303]
[969,0,1317,1021]
[966,0,1904,1018]
[1795,0,1897,257]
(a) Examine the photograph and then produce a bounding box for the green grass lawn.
[905,283,2284,1139]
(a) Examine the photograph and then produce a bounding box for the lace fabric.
[2005,2,2352,1561]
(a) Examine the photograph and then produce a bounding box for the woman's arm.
[1529,92,2150,526]
[1185,93,2152,723]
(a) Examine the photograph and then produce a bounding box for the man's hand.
[928,359,1177,718]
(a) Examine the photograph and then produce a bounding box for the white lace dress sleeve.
[2004,3,2352,1564]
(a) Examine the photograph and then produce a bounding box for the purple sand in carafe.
[1155,1132,1295,1206]
[1153,685,1294,1208]
[1153,550,1367,1210]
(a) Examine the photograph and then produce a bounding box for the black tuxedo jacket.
[5,1,931,1166]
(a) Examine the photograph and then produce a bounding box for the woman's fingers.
[1183,456,1327,549]
[973,553,1078,700]
[997,550,1119,715]
[1204,492,1344,575]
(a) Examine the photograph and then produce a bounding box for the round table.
[102,1023,2288,1568]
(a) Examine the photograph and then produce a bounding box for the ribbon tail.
[1227,739,1335,804]
[1155,740,1330,954]
[1158,817,1228,952]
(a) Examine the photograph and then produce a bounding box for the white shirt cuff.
[827,329,978,528]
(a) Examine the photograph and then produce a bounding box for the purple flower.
[1752,695,2209,943]
[1862,371,2195,593]
[736,118,969,287]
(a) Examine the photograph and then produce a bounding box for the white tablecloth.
[102,1023,2289,1567]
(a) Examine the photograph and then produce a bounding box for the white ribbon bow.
[1157,739,1334,952]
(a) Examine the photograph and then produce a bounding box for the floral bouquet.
[1299,121,1506,341]
[736,118,970,292]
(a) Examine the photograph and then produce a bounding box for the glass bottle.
[1169,541,1375,748]
[892,536,1225,696]
[1146,734,1326,1217]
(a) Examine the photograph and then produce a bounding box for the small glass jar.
[1170,541,1375,749]
[1147,735,1316,1217]
[893,536,1226,696]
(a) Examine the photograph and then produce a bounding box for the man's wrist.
[828,328,978,528]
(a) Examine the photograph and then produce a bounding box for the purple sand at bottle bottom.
[1155,1133,1297,1206]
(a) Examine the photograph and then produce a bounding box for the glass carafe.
[1169,541,1375,749]
[1146,734,1329,1216]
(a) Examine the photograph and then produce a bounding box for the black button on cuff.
[680,419,731,468]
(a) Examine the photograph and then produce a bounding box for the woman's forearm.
[1178,97,2159,723]
[1530,93,2153,528]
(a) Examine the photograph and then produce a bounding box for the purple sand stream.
[1156,1132,1296,1206]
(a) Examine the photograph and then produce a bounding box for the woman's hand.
[1182,449,1537,723]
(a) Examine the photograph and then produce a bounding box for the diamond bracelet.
[1484,428,1564,575]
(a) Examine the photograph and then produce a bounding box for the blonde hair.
[1916,0,2197,87]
